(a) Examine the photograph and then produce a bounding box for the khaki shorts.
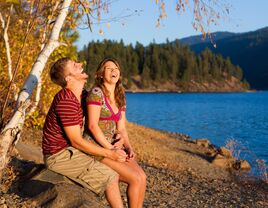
[44,146,118,195]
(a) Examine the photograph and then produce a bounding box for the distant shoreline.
[125,89,257,93]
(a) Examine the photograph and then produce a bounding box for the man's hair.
[50,57,71,87]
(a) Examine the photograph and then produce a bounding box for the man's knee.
[81,161,119,194]
[106,174,119,189]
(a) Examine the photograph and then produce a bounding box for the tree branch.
[0,5,17,101]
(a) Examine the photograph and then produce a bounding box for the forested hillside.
[184,27,268,90]
[78,40,249,92]
[180,32,236,45]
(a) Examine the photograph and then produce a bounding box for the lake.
[126,91,268,174]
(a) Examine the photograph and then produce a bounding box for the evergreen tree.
[78,39,246,90]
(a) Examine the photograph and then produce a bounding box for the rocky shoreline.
[0,122,267,207]
[124,75,250,93]
[125,89,256,93]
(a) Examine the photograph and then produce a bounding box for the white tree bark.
[0,5,18,100]
[28,1,60,114]
[0,0,72,179]
[0,7,12,80]
[16,0,72,108]
[28,81,42,114]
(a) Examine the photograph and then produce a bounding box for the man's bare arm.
[64,124,127,162]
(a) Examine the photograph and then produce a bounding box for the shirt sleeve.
[86,87,103,106]
[56,99,81,127]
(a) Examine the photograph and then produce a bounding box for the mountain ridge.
[180,31,236,45]
[179,26,268,90]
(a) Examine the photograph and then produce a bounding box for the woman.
[85,58,146,208]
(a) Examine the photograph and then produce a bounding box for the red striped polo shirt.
[42,88,83,155]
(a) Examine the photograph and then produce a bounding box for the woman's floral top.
[85,87,126,145]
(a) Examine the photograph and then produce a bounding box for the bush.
[25,111,45,130]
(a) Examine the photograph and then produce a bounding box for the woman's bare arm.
[87,104,114,149]
[117,111,135,158]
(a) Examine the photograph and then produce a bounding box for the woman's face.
[102,61,120,85]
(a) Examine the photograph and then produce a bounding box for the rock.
[14,141,104,207]
[15,141,43,164]
[239,160,251,170]
[232,160,251,171]
[218,147,232,158]
[211,154,233,168]
[195,139,210,148]
[0,197,5,205]
[205,150,216,157]
[20,168,104,207]
[34,183,101,208]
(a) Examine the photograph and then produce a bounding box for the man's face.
[65,60,88,83]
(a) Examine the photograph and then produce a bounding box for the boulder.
[15,141,105,207]
[15,141,43,164]
[218,147,232,158]
[232,160,251,171]
[195,139,210,148]
[20,168,104,208]
[211,154,234,168]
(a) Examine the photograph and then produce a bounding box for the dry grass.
[127,121,230,180]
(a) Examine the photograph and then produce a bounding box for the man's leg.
[45,147,123,207]
[105,176,123,208]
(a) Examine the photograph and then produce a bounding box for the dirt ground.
[0,122,267,207]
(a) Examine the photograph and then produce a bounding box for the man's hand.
[108,148,127,162]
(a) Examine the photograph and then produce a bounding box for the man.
[42,57,127,207]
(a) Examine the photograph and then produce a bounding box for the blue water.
[126,91,268,173]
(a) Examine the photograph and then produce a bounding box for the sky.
[76,0,268,50]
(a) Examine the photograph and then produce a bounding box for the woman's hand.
[112,134,124,149]
[125,146,135,160]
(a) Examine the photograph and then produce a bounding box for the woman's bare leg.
[102,158,146,208]
[127,160,146,208]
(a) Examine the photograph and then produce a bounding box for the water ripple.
[126,92,268,171]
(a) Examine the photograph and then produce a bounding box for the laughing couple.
[42,57,146,208]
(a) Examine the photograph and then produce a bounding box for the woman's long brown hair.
[94,58,126,108]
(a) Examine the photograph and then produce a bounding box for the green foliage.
[25,111,45,129]
[0,0,81,128]
[2,0,19,4]
[78,39,245,89]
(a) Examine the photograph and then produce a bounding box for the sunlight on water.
[126,91,268,174]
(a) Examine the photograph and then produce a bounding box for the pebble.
[0,146,267,207]
[0,200,5,206]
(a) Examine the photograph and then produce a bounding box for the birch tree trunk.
[28,81,42,114]
[0,5,18,100]
[28,1,60,114]
[0,0,72,180]
[0,6,12,80]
